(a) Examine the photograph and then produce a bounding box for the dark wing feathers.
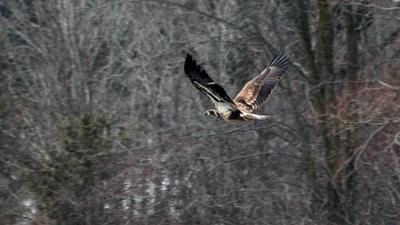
[233,51,290,112]
[184,53,235,105]
[268,51,290,70]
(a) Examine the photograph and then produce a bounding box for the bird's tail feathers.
[241,112,270,120]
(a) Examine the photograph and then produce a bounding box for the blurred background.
[0,0,399,224]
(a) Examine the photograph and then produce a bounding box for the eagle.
[184,51,289,121]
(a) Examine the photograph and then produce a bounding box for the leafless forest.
[1,0,399,225]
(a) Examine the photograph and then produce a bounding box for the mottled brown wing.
[233,51,290,112]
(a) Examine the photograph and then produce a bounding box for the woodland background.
[1,0,399,225]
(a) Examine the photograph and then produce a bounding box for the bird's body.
[184,51,289,122]
[205,108,269,122]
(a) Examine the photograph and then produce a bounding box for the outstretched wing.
[184,53,236,106]
[233,51,290,112]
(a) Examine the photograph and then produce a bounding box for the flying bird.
[183,51,290,121]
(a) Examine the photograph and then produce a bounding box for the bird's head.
[204,110,218,117]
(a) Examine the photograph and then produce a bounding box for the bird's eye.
[205,111,214,116]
